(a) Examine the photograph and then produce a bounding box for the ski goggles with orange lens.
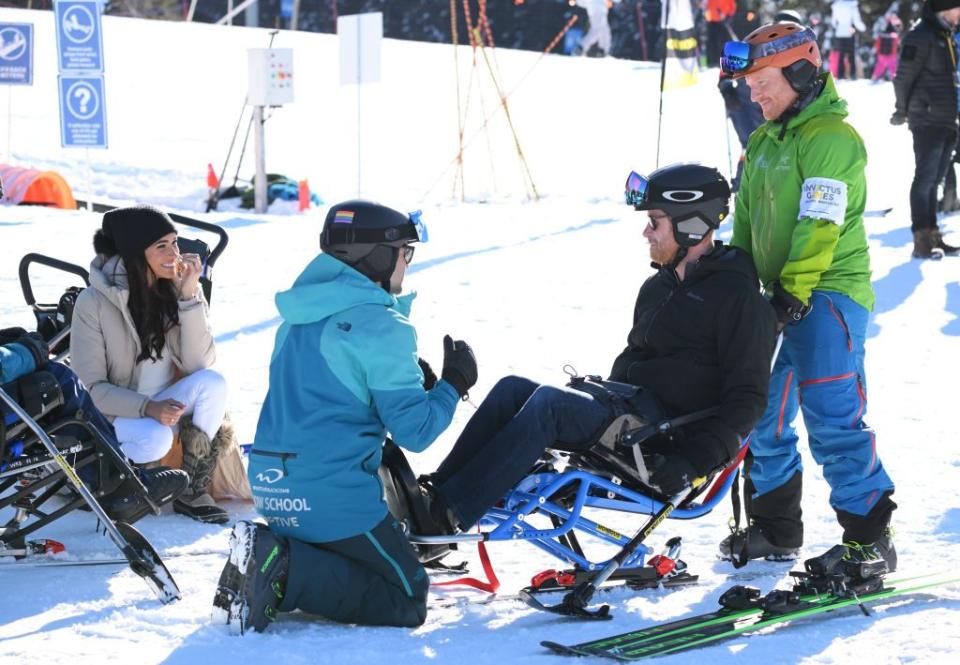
[625,171,650,207]
[720,27,817,76]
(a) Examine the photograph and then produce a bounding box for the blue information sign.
[58,75,108,148]
[0,23,33,85]
[55,0,104,73]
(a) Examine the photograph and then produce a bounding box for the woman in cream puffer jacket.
[71,205,231,524]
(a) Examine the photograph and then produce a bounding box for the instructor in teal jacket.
[215,201,478,633]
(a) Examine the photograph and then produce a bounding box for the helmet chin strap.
[664,245,688,271]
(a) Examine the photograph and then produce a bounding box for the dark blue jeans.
[910,125,958,231]
[433,375,611,528]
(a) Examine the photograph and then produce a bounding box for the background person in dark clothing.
[893,0,960,258]
[424,164,777,533]
[719,75,764,190]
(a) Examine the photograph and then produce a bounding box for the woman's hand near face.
[145,398,186,426]
[176,253,202,299]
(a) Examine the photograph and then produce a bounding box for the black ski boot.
[99,464,189,524]
[799,530,895,595]
[844,528,897,575]
[719,524,801,565]
[214,521,289,635]
[418,476,461,536]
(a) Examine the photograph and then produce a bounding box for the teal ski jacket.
[249,253,460,542]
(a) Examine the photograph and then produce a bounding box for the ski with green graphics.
[541,572,959,660]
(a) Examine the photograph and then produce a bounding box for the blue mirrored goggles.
[625,171,650,207]
[721,27,818,76]
[408,209,429,243]
[720,41,752,74]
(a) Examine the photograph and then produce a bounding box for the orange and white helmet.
[721,22,822,92]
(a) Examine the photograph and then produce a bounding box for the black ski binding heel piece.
[760,589,807,615]
[719,584,761,610]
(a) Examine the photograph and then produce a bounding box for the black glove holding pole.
[441,335,477,398]
[648,454,699,497]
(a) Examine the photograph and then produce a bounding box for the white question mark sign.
[74,86,91,115]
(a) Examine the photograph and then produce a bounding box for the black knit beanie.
[93,205,177,262]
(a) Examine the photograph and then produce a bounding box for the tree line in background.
[8,1,930,62]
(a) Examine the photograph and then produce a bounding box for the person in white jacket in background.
[830,0,867,79]
[578,0,616,57]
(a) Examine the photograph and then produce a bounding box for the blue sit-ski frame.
[413,441,748,572]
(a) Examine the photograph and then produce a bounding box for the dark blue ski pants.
[279,515,429,627]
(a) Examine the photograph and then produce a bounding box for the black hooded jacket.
[609,242,777,475]
[894,5,959,130]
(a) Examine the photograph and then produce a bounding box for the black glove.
[441,335,477,398]
[418,357,438,390]
[14,331,49,371]
[769,282,811,334]
[718,80,741,112]
[0,327,29,345]
[647,454,699,497]
[889,112,906,126]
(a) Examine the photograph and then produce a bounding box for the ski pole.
[207,103,247,212]
[724,113,734,182]
[655,0,672,168]
[560,476,706,617]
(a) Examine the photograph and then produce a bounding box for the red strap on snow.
[430,539,500,593]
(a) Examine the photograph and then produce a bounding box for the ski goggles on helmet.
[625,171,650,208]
[408,209,429,243]
[720,27,817,76]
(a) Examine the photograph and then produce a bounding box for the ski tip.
[541,641,589,657]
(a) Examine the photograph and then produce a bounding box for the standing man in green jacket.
[716,21,897,571]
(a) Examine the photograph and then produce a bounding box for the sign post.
[338,13,382,198]
[54,0,107,209]
[58,75,107,148]
[247,48,294,213]
[0,23,34,85]
[0,22,33,161]
[54,0,104,73]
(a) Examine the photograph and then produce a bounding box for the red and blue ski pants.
[749,291,894,519]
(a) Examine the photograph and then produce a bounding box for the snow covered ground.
[1,8,959,664]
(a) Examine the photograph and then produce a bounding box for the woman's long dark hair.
[120,252,180,362]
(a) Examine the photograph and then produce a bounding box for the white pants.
[581,10,611,55]
[114,368,228,464]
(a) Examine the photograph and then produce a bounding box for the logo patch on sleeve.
[799,178,848,225]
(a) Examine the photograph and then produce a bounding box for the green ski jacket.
[731,74,874,311]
